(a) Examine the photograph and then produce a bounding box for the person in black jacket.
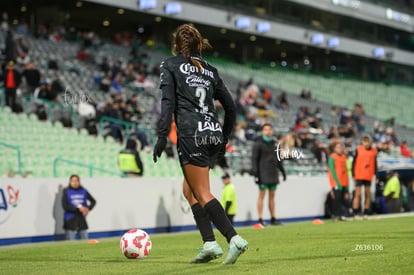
[152,24,247,265]
[252,123,286,226]
[22,61,41,94]
[117,138,143,177]
[62,175,96,240]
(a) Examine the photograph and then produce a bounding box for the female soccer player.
[153,23,248,264]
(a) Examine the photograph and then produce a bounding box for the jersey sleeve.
[157,61,176,138]
[213,77,236,140]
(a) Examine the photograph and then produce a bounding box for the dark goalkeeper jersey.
[157,53,236,139]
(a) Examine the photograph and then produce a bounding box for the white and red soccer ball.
[120,229,152,259]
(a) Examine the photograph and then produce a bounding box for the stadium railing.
[0,141,22,175]
[53,157,126,178]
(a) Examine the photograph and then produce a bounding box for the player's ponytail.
[172,24,211,71]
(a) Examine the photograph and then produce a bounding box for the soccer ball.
[120,229,152,259]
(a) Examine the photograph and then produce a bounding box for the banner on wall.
[0,176,330,243]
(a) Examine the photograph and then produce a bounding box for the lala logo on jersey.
[197,121,222,132]
[0,184,20,225]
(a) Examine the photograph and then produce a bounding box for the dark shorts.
[259,183,278,191]
[177,134,223,168]
[355,180,372,187]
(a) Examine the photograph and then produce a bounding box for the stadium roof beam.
[86,0,414,67]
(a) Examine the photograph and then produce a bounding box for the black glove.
[254,177,261,185]
[153,137,167,163]
[283,174,287,181]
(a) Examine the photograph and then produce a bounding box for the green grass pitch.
[0,216,413,274]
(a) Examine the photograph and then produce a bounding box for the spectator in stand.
[241,84,259,106]
[22,61,41,94]
[262,88,272,104]
[374,126,387,144]
[99,73,111,93]
[300,89,312,100]
[245,112,261,141]
[126,94,143,121]
[16,51,30,68]
[313,107,323,125]
[34,80,57,102]
[276,92,289,110]
[16,37,29,58]
[386,128,399,146]
[111,60,122,78]
[338,125,354,139]
[352,102,365,134]
[2,60,21,112]
[297,128,313,149]
[48,57,59,70]
[294,106,309,128]
[62,174,96,240]
[400,141,413,158]
[51,73,65,95]
[339,108,353,125]
[100,57,111,74]
[119,101,131,122]
[327,126,339,139]
[111,73,123,93]
[311,139,328,164]
[123,63,136,82]
[77,47,92,62]
[283,128,302,152]
[118,138,144,177]
[106,101,124,142]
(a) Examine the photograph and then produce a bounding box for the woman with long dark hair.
[153,24,248,264]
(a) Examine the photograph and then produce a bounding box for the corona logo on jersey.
[179,63,214,78]
[0,184,20,225]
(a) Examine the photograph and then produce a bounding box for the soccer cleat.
[190,241,223,264]
[270,218,283,226]
[222,235,248,265]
